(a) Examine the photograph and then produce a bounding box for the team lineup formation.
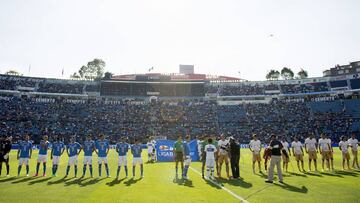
[0,133,359,184]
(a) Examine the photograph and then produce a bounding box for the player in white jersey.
[249,134,262,173]
[304,134,318,172]
[339,136,350,170]
[348,133,360,169]
[204,138,217,179]
[291,137,305,172]
[151,139,157,162]
[318,134,332,171]
[326,135,334,171]
[281,137,291,172]
[217,134,230,178]
[146,137,155,163]
[197,136,203,160]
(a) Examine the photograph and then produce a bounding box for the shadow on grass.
[28,177,52,185]
[0,177,18,183]
[47,176,73,185]
[288,172,307,178]
[335,170,358,177]
[11,176,39,184]
[217,177,253,188]
[106,177,126,186]
[274,182,308,193]
[202,178,222,190]
[304,172,323,177]
[321,172,343,178]
[124,177,142,186]
[79,177,106,187]
[255,171,267,179]
[173,178,194,188]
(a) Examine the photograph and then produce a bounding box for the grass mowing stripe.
[189,166,250,203]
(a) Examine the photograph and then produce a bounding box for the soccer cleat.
[34,174,38,177]
[26,174,29,177]
[43,174,46,177]
[107,175,111,178]
[265,180,273,183]
[279,180,284,184]
[6,174,10,177]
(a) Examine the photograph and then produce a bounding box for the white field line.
[189,166,250,203]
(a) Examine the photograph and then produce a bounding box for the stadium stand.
[0,73,360,145]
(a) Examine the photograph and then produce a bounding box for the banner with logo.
[155,139,200,162]
[155,139,175,162]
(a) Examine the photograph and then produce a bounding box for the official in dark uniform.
[229,137,240,179]
[0,135,12,176]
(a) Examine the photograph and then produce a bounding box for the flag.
[148,67,154,72]
[62,68,64,76]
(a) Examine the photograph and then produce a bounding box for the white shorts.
[52,156,60,165]
[68,156,78,165]
[98,157,108,164]
[184,156,191,166]
[148,149,153,155]
[118,156,127,166]
[83,156,93,165]
[19,158,29,165]
[206,159,215,168]
[132,157,143,165]
[37,154,48,163]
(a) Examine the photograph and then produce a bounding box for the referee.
[265,134,284,183]
[0,135,12,176]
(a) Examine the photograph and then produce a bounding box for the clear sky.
[0,0,359,81]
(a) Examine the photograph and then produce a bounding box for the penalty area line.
[189,167,250,203]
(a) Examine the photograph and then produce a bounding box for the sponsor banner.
[155,139,200,162]
[155,139,175,162]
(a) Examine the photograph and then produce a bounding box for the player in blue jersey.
[183,135,191,180]
[65,137,82,177]
[116,137,129,178]
[95,134,110,177]
[35,135,50,177]
[131,138,143,178]
[17,135,33,176]
[82,135,96,178]
[51,136,65,177]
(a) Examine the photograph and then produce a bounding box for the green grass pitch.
[0,149,360,203]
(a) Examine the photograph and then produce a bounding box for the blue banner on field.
[188,139,200,161]
[155,139,200,162]
[155,140,175,162]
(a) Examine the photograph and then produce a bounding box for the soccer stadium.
[1,1,360,203]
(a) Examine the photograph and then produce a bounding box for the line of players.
[249,133,360,173]
[191,134,239,180]
[15,134,157,178]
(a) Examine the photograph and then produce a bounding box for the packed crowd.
[1,75,359,96]
[0,96,358,144]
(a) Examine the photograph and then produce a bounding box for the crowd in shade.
[0,95,358,144]
[0,75,99,94]
[38,83,85,94]
[205,82,333,96]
